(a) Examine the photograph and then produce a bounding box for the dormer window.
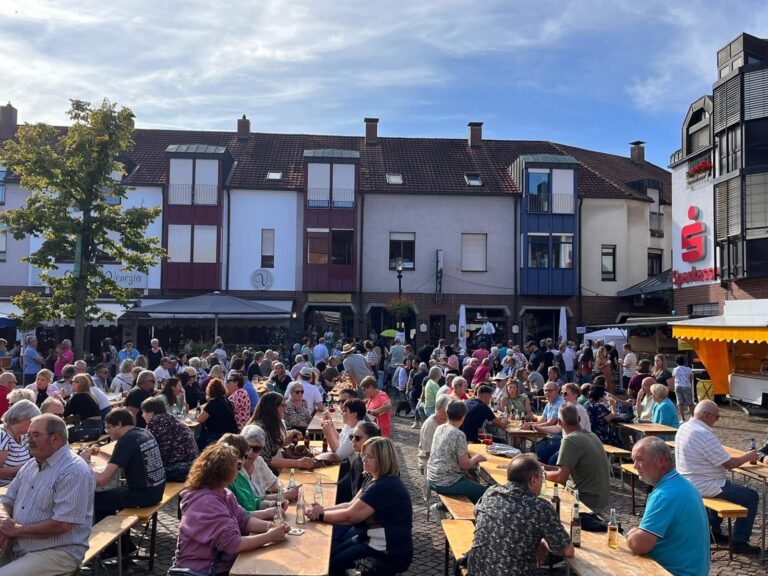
[266,171,283,181]
[465,172,483,186]
[386,173,403,185]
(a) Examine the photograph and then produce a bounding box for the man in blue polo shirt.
[627,437,709,576]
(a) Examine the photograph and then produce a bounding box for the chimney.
[468,121,483,148]
[0,103,18,140]
[364,117,378,146]
[630,140,645,163]
[237,114,250,141]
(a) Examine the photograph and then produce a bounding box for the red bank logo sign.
[673,205,719,287]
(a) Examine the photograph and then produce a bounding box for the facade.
[0,104,672,352]
[672,33,768,317]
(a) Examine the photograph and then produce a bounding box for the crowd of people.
[0,332,763,575]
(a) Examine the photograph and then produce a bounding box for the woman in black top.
[268,363,292,395]
[64,374,103,430]
[196,378,237,449]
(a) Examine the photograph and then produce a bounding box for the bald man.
[0,372,17,419]
[675,400,759,555]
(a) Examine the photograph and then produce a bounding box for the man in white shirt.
[621,344,638,392]
[675,400,759,554]
[284,367,324,411]
[417,394,452,477]
[561,344,576,383]
[153,357,172,383]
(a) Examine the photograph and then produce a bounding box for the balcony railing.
[306,187,355,208]
[168,183,219,205]
[527,193,574,214]
[650,211,664,236]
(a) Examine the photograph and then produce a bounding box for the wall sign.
[250,269,274,290]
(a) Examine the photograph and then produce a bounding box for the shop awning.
[126,293,292,319]
[0,300,125,327]
[670,315,768,344]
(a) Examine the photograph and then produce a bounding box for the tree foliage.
[0,99,164,352]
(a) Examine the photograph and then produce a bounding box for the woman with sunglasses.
[171,443,288,575]
[321,398,368,464]
[240,425,299,503]
[284,383,311,435]
[225,373,251,431]
[218,434,282,512]
[338,421,381,503]
[247,392,314,472]
[307,437,413,576]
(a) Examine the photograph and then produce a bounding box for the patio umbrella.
[558,306,568,344]
[380,329,399,338]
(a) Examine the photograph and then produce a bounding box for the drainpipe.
[225,187,231,290]
[577,196,583,330]
[358,191,365,338]
[513,195,519,346]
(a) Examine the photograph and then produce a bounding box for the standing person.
[577,348,594,385]
[427,401,487,503]
[145,338,164,371]
[22,337,44,386]
[313,337,330,365]
[621,343,637,393]
[341,344,373,392]
[675,400,760,554]
[361,376,392,437]
[117,341,140,363]
[595,346,612,393]
[627,437,710,575]
[0,414,94,575]
[422,366,442,418]
[652,354,675,403]
[561,343,576,383]
[124,370,156,429]
[467,454,573,576]
[53,340,73,380]
[627,359,652,401]
[408,362,427,429]
[672,355,695,421]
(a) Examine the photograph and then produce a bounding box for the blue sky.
[2,0,767,168]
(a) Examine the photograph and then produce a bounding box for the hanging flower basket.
[385,297,415,320]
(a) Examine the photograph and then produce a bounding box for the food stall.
[670,299,768,409]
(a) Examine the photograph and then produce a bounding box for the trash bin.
[696,378,714,402]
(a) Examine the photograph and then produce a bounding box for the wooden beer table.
[307,410,344,436]
[231,484,337,576]
[618,422,678,437]
[278,463,341,485]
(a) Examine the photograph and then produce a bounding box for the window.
[715,178,742,240]
[551,169,574,213]
[461,233,487,271]
[389,232,415,269]
[528,235,549,268]
[464,173,483,187]
[0,230,6,262]
[307,164,331,207]
[168,159,193,204]
[386,173,403,185]
[552,235,573,269]
[690,303,719,317]
[266,171,283,181]
[601,245,616,281]
[527,169,550,213]
[194,160,218,205]
[167,224,192,263]
[261,229,275,268]
[745,118,768,168]
[331,230,354,265]
[648,249,663,277]
[307,229,329,264]
[746,173,768,239]
[332,164,355,207]
[193,225,218,263]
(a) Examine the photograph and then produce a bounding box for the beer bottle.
[608,508,619,548]
[570,491,581,547]
[551,483,561,517]
[304,434,311,449]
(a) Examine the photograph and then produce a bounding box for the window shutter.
[715,182,728,242]
[713,85,727,133]
[727,177,742,238]
[726,77,741,128]
[690,127,710,152]
[746,173,768,238]
[461,234,487,271]
[745,69,768,121]
[262,229,275,256]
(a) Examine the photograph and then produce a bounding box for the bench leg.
[117,533,123,576]
[727,518,734,561]
[149,512,158,571]
[630,474,636,516]
[444,535,449,576]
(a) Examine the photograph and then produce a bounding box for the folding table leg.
[444,535,449,576]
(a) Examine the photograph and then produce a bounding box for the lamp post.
[395,258,404,300]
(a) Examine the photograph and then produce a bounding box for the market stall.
[670,299,768,408]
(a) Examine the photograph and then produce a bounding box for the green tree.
[0,99,164,356]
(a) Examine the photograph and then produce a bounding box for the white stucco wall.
[226,189,301,291]
[361,194,516,295]
[0,182,31,286]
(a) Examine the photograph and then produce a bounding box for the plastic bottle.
[607,508,619,548]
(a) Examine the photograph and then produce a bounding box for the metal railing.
[528,193,550,213]
[307,187,355,208]
[527,193,574,214]
[167,183,218,205]
[650,211,664,235]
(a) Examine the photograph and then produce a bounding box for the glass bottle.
[296,491,306,525]
[314,475,324,505]
[570,491,581,547]
[551,483,560,517]
[273,486,285,527]
[607,508,619,548]
[288,468,297,490]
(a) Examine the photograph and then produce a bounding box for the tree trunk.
[73,212,91,359]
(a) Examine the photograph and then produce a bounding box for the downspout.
[577,196,584,330]
[513,194,519,346]
[226,186,232,290]
[358,191,365,338]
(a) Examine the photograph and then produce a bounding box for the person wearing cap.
[341,343,373,392]
[284,367,324,411]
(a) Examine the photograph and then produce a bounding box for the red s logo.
[681,206,705,263]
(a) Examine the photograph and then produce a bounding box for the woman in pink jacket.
[171,443,289,574]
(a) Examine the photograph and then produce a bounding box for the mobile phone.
[288,528,305,536]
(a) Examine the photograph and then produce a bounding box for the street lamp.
[395,258,404,300]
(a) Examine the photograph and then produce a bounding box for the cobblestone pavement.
[83,401,767,576]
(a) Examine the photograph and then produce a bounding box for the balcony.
[650,211,664,237]
[306,187,355,209]
[527,193,574,214]
[168,183,218,205]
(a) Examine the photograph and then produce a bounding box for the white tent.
[583,328,627,349]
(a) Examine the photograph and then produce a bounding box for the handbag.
[68,424,101,443]
[167,550,223,576]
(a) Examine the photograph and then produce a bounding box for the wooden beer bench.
[603,444,631,480]
[702,497,748,561]
[438,494,475,521]
[441,519,473,576]
[82,515,139,576]
[117,482,185,571]
[620,463,651,516]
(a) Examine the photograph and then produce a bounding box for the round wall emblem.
[250,269,274,290]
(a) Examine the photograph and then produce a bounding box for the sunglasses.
[249,445,263,453]
[293,390,304,394]
[350,434,366,441]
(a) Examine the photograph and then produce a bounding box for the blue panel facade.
[520,166,578,296]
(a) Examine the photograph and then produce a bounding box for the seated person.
[307,437,413,576]
[427,400,487,503]
[532,383,591,464]
[635,377,658,422]
[522,382,563,464]
[218,434,277,512]
[40,396,65,417]
[584,384,617,445]
[196,378,238,449]
[460,384,508,442]
[0,400,41,487]
[239,425,299,504]
[6,389,36,407]
[339,422,381,503]
[0,414,95,575]
[63,374,102,431]
[468,454,573,576]
[627,437,710,575]
[171,443,288,574]
[650,384,679,434]
[283,381,312,435]
[544,404,610,514]
[417,395,452,476]
[141,397,199,482]
[321,398,368,464]
[675,400,760,555]
[81,408,166,554]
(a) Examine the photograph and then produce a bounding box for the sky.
[1,0,767,168]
